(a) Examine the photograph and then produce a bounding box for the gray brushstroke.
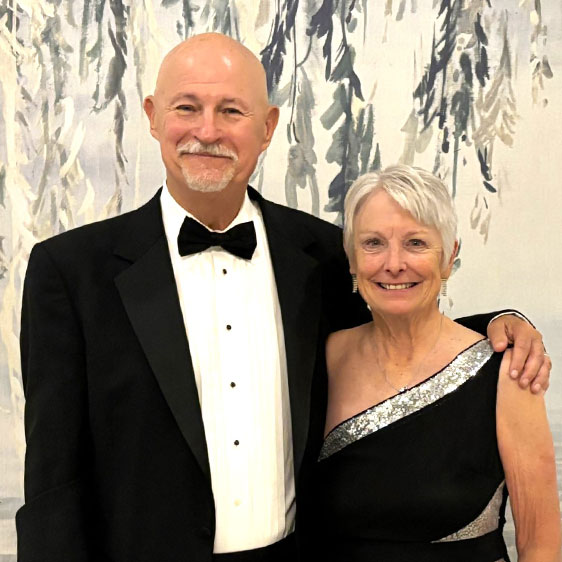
[65,0,78,27]
[103,26,127,107]
[0,166,5,208]
[79,0,92,79]
[385,0,392,16]
[285,70,320,216]
[396,0,406,21]
[358,106,374,174]
[200,0,239,38]
[182,0,195,38]
[90,0,108,109]
[321,84,346,130]
[370,142,381,171]
[30,46,56,224]
[255,0,270,29]
[473,17,517,203]
[541,56,553,79]
[400,109,418,165]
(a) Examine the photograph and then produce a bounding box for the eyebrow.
[357,229,430,237]
[169,93,250,110]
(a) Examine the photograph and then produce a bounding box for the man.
[16,33,549,562]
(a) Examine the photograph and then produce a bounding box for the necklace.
[376,314,444,395]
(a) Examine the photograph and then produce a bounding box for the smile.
[181,152,233,159]
[377,282,417,290]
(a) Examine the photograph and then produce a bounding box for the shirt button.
[234,440,239,446]
[226,324,232,331]
[230,382,236,388]
[234,499,241,507]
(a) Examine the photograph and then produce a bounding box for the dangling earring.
[352,274,358,293]
[440,278,448,297]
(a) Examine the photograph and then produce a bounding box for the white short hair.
[343,164,458,268]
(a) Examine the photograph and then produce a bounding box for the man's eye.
[223,107,242,115]
[177,105,195,112]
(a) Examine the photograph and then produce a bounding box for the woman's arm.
[496,349,561,562]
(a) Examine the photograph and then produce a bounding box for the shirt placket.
[213,251,250,525]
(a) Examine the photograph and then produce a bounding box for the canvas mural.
[1,0,561,558]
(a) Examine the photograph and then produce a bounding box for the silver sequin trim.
[433,480,505,542]
[319,339,494,461]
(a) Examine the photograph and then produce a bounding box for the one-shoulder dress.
[313,339,510,562]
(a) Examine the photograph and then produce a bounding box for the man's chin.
[181,170,234,193]
[186,181,229,193]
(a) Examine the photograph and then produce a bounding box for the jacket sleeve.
[454,310,529,335]
[16,243,93,562]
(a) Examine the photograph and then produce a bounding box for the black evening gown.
[313,339,511,562]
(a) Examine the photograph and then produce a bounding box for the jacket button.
[199,526,212,538]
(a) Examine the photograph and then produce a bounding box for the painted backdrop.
[1,1,561,558]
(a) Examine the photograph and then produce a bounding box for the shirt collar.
[160,180,258,245]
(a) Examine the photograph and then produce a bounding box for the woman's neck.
[368,307,446,366]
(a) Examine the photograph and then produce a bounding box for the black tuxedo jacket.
[16,187,496,562]
[16,187,369,562]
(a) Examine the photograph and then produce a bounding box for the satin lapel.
[113,194,211,483]
[254,193,322,481]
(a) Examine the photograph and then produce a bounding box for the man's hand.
[487,315,551,393]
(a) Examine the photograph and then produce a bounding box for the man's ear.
[260,105,280,151]
[143,96,160,140]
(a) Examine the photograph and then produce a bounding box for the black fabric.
[212,534,297,562]
[17,187,360,562]
[17,182,519,562]
[178,216,257,260]
[310,350,511,562]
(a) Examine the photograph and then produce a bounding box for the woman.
[314,165,560,561]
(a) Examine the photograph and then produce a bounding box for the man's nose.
[194,109,221,144]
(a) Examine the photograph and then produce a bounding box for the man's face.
[144,43,278,199]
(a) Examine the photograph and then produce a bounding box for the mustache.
[177,140,238,161]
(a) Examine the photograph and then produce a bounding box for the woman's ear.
[442,240,459,278]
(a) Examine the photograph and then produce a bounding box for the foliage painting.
[0,0,556,556]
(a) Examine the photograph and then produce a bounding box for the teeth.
[380,283,415,290]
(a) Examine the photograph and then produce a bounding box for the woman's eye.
[363,238,382,249]
[407,239,426,248]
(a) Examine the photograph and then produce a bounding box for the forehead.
[158,48,264,104]
[356,190,416,226]
[356,190,439,236]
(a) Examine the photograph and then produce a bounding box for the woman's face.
[352,190,454,319]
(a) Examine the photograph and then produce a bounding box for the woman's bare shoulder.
[326,324,370,373]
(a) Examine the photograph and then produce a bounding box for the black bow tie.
[177,216,257,260]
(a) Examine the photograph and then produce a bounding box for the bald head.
[154,33,270,108]
[143,32,279,219]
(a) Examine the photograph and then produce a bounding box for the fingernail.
[532,383,541,393]
[520,378,529,387]
[510,369,518,379]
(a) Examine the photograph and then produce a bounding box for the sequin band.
[319,339,494,461]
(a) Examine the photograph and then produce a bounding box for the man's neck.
[168,181,248,231]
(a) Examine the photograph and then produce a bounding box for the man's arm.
[455,311,550,394]
[16,243,92,561]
